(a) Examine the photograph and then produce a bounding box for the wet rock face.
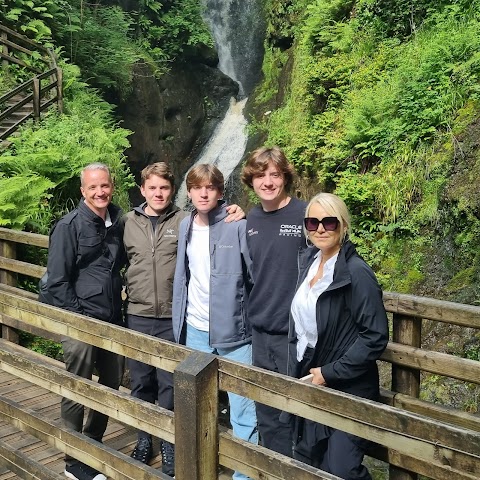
[118,60,237,205]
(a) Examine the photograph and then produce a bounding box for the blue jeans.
[186,324,258,480]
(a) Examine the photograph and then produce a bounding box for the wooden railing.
[0,227,479,480]
[0,23,63,140]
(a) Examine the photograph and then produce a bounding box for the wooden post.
[56,67,63,114]
[174,351,219,480]
[33,77,41,120]
[0,238,19,343]
[1,32,8,69]
[390,313,421,480]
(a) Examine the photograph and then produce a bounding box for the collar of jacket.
[189,200,228,226]
[133,201,180,219]
[297,239,358,293]
[77,198,123,225]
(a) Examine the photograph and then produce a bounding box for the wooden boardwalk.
[0,367,232,479]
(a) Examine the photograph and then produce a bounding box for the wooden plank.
[0,438,64,480]
[0,289,189,373]
[0,313,61,343]
[175,351,218,480]
[0,340,175,443]
[32,78,40,120]
[381,342,480,384]
[218,432,340,480]
[384,292,480,328]
[0,229,48,249]
[0,37,35,57]
[0,242,16,287]
[0,396,170,480]
[0,239,18,343]
[380,389,480,433]
[55,67,63,114]
[372,445,479,480]
[0,52,42,73]
[0,257,45,279]
[391,313,421,396]
[0,24,49,53]
[218,360,480,477]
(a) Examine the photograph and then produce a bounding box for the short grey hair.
[80,163,112,186]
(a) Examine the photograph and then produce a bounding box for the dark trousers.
[252,328,293,457]
[127,314,174,441]
[61,336,124,466]
[294,421,372,480]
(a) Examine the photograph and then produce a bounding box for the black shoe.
[160,440,175,477]
[64,462,106,480]
[131,437,153,464]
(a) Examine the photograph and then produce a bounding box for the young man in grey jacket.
[124,162,244,476]
[172,164,258,480]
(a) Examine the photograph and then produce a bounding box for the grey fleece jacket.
[172,202,253,348]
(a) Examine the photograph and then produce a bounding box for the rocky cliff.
[118,59,238,204]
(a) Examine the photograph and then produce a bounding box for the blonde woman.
[287,193,388,479]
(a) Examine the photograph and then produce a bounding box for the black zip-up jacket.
[287,240,388,399]
[46,199,125,324]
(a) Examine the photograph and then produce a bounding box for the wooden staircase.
[0,93,34,141]
[0,23,63,144]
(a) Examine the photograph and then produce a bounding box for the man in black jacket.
[46,163,125,480]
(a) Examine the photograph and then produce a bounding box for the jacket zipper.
[149,223,160,318]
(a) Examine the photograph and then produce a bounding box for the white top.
[185,222,210,331]
[105,210,112,227]
[291,252,338,361]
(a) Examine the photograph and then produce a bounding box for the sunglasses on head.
[304,216,340,232]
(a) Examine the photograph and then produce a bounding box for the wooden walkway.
[0,367,232,479]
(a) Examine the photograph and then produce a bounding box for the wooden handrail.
[0,24,63,140]
[0,23,49,54]
[0,50,43,73]
[0,288,479,479]
[0,78,34,104]
[1,227,480,479]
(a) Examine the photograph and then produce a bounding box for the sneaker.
[64,462,106,480]
[131,437,153,464]
[160,440,175,477]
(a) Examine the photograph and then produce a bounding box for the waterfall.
[175,0,264,209]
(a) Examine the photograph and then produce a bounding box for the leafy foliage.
[19,332,62,360]
[0,64,134,233]
[1,0,213,96]
[0,0,60,42]
[254,0,480,298]
[134,0,212,59]
[60,5,140,97]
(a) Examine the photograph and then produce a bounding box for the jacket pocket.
[76,284,103,299]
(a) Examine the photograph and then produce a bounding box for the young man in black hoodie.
[241,147,306,457]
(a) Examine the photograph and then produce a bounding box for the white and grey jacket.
[172,201,253,349]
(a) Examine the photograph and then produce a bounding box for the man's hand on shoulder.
[225,204,246,223]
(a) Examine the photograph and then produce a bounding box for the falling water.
[175,97,248,209]
[175,0,264,208]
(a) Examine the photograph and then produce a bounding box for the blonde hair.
[306,193,351,243]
